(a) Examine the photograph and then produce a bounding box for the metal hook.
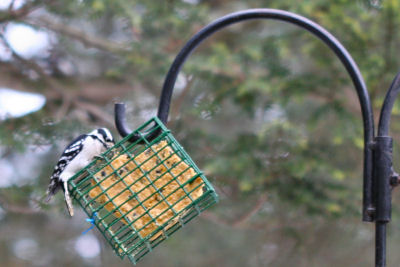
[114,102,162,143]
[114,8,374,220]
[158,8,374,221]
[378,71,400,137]
[111,8,400,267]
[115,103,133,138]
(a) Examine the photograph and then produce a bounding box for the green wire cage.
[68,117,219,264]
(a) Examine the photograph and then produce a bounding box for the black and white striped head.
[89,128,115,148]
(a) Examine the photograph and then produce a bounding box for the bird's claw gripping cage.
[68,117,219,264]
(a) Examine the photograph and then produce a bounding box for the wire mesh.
[68,117,219,264]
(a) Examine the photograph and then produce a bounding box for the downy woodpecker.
[45,128,114,216]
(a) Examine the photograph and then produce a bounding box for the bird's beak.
[106,141,114,149]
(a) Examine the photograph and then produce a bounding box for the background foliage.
[1,0,400,266]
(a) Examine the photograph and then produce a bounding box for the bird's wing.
[64,134,88,151]
[50,134,86,179]
[46,134,87,201]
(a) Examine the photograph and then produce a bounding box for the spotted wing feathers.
[45,134,86,202]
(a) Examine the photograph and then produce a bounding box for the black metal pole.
[374,71,400,267]
[373,136,393,267]
[114,102,162,143]
[378,72,400,137]
[115,8,375,220]
[155,8,375,222]
[114,8,400,266]
[376,223,387,267]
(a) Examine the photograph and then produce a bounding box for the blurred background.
[0,0,400,266]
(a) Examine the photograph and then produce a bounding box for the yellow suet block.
[88,141,204,239]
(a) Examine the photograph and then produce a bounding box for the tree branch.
[0,195,44,215]
[232,194,268,227]
[0,32,67,97]
[0,0,42,23]
[26,15,131,53]
[201,193,268,229]
[74,100,114,127]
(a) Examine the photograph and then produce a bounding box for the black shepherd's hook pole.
[155,8,376,220]
[117,7,375,220]
[113,8,400,266]
[374,72,400,267]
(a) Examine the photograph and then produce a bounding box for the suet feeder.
[68,117,218,264]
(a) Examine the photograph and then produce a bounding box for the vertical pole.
[376,223,387,267]
[374,136,393,267]
[376,72,400,267]
[113,8,383,266]
[155,9,375,220]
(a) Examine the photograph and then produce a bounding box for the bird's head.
[90,128,115,149]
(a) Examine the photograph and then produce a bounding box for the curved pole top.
[378,71,400,136]
[156,8,373,131]
[115,8,375,221]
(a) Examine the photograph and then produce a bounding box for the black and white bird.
[45,128,114,216]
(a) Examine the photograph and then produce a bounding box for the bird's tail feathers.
[44,193,53,203]
[45,179,61,203]
[63,182,74,217]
